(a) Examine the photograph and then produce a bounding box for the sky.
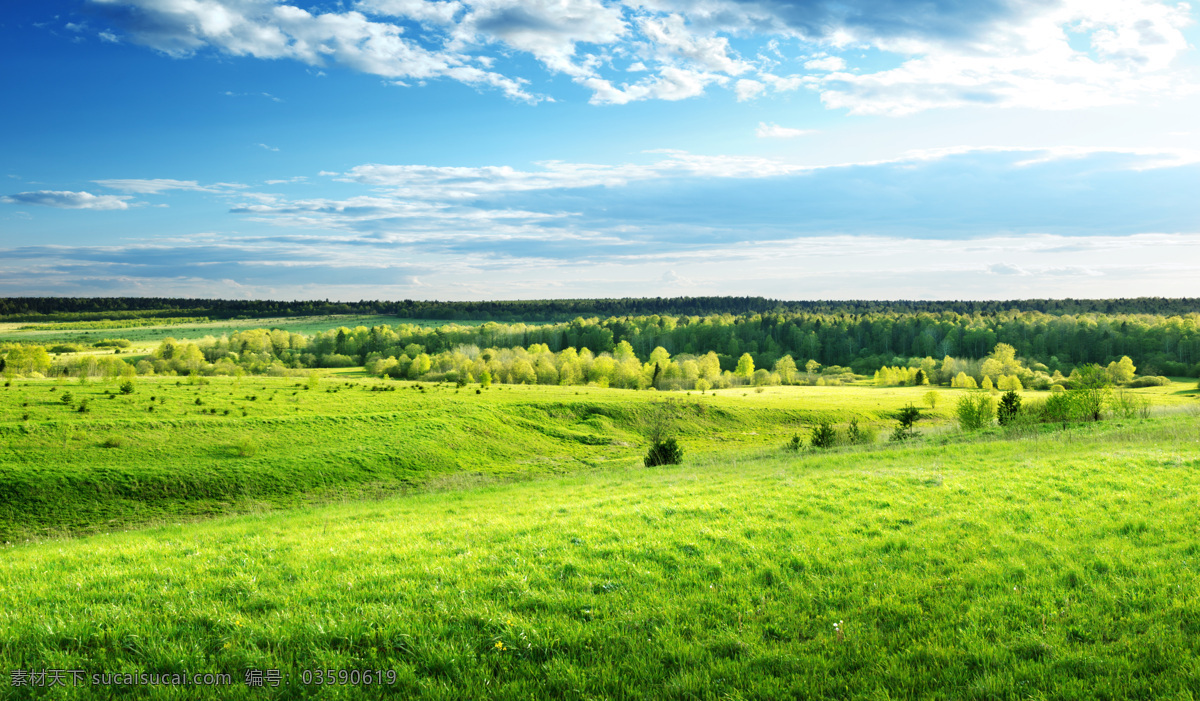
[1,0,1199,302]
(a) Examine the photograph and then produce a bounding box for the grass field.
[2,413,1199,699]
[2,373,1198,699]
[0,315,494,350]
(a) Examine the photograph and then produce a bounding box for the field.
[2,372,1199,699]
[0,316,492,351]
[2,411,1199,698]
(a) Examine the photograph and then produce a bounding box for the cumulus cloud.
[756,122,814,138]
[1,190,133,210]
[83,0,1196,111]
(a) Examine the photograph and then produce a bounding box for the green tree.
[735,353,755,379]
[890,404,922,441]
[997,390,1022,426]
[1106,356,1136,385]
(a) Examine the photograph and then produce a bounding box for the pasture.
[1,413,1198,699]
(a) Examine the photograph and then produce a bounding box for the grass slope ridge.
[1,417,1198,699]
[2,379,920,540]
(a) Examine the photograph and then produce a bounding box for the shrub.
[923,391,939,409]
[846,418,877,445]
[997,390,1022,426]
[644,438,683,467]
[785,434,802,452]
[1128,376,1170,388]
[1042,390,1082,424]
[1111,389,1151,419]
[100,436,123,448]
[60,392,73,404]
[119,379,135,394]
[810,421,837,449]
[890,404,922,441]
[956,394,995,431]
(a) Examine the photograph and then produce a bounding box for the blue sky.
[2,0,1199,301]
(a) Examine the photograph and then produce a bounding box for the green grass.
[0,315,495,348]
[0,377,969,541]
[1,416,1198,699]
[2,377,1195,541]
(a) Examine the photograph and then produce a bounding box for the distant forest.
[2,296,1198,323]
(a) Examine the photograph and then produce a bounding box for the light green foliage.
[956,393,996,431]
[735,353,755,379]
[951,371,978,389]
[923,390,939,409]
[1106,356,1136,385]
[1,418,1198,698]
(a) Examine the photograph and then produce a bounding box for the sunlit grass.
[2,416,1198,699]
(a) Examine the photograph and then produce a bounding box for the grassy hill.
[2,376,985,541]
[1,415,1198,699]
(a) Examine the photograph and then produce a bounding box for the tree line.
[2,296,1198,323]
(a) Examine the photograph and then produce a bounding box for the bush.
[1128,376,1171,388]
[1042,390,1082,424]
[890,404,922,441]
[644,438,683,467]
[1111,389,1151,419]
[119,379,135,394]
[997,390,1022,426]
[956,394,995,431]
[785,434,802,452]
[100,436,123,448]
[846,418,876,445]
[810,421,838,449]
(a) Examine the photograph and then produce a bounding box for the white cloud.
[258,143,280,152]
[1,190,133,210]
[812,0,1196,115]
[87,0,1198,110]
[94,178,226,194]
[803,55,845,71]
[735,79,765,101]
[756,122,814,138]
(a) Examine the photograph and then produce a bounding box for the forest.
[6,307,1198,388]
[2,295,1198,323]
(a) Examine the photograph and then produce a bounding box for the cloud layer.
[1,190,133,210]
[83,0,1196,111]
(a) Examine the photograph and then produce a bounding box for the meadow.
[0,316,490,352]
[1,375,1009,541]
[2,340,1199,698]
[1,411,1198,699]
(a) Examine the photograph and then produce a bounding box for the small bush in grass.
[810,421,838,449]
[956,394,995,431]
[100,437,123,448]
[119,379,135,394]
[890,404,922,441]
[785,434,802,451]
[924,391,939,409]
[846,418,876,445]
[61,392,73,405]
[234,438,258,458]
[644,438,683,467]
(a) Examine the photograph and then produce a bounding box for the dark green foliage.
[60,391,72,404]
[786,434,802,451]
[997,390,1022,426]
[810,421,837,449]
[119,379,135,394]
[891,404,922,441]
[644,438,683,467]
